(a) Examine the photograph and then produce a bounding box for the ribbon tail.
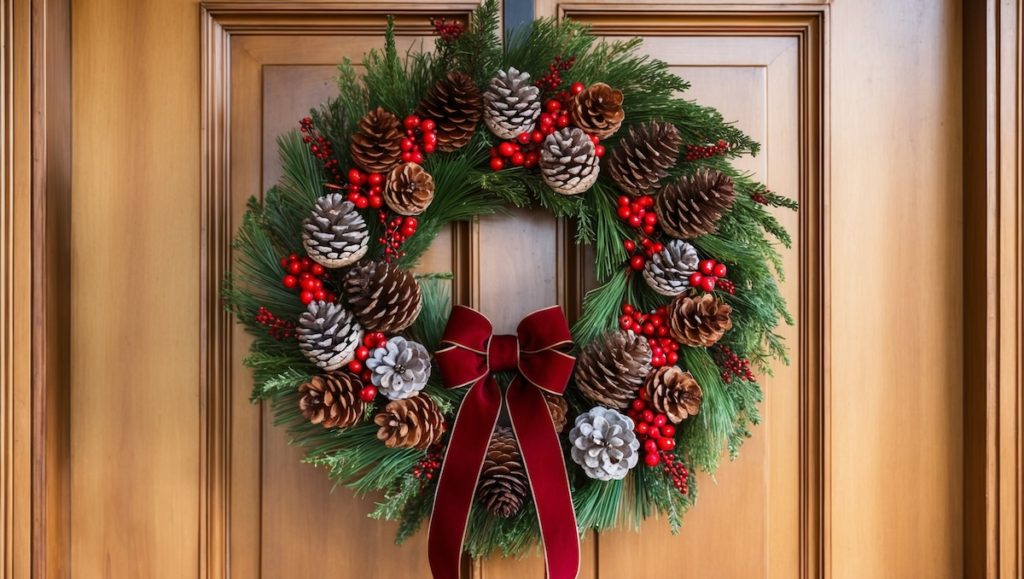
[428,377,502,579]
[506,379,581,579]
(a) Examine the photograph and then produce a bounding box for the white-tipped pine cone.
[365,337,431,400]
[482,67,542,140]
[302,193,369,268]
[642,239,700,296]
[569,407,640,481]
[297,300,363,371]
[539,127,600,195]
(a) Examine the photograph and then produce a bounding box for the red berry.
[623,239,636,252]
[282,275,298,288]
[555,115,570,128]
[628,215,642,228]
[700,276,717,292]
[363,334,378,347]
[595,145,606,157]
[662,424,676,438]
[348,168,363,185]
[644,452,661,467]
[539,114,554,127]
[622,304,635,315]
[516,132,531,145]
[657,437,675,451]
[636,422,650,436]
[545,99,561,113]
[689,273,704,287]
[511,152,525,166]
[653,414,667,428]
[498,142,516,157]
[713,263,728,277]
[531,130,544,143]
[355,346,370,361]
[631,399,646,411]
[421,119,436,132]
[644,439,659,454]
[489,157,505,171]
[700,259,716,275]
[617,206,632,220]
[666,351,679,365]
[300,278,316,291]
[423,142,436,154]
[299,291,314,304]
[403,115,420,130]
[288,262,302,275]
[629,255,645,271]
[368,195,383,209]
[359,386,378,402]
[642,409,655,423]
[411,151,424,164]
[347,360,363,374]
[354,196,369,209]
[571,82,585,95]
[314,289,327,301]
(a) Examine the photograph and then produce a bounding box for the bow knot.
[487,334,519,372]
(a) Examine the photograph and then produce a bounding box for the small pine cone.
[482,67,541,139]
[570,82,624,139]
[477,427,529,518]
[302,193,370,268]
[656,169,737,239]
[642,239,699,296]
[574,331,652,409]
[643,366,702,424]
[416,71,482,152]
[607,121,682,195]
[543,392,570,433]
[365,337,431,400]
[350,107,405,174]
[297,301,364,371]
[374,394,445,450]
[342,261,422,334]
[383,162,434,216]
[539,127,600,195]
[667,293,733,347]
[298,372,365,429]
[569,407,640,481]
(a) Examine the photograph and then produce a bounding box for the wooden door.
[64,1,966,578]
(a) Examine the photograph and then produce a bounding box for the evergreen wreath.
[225,0,796,563]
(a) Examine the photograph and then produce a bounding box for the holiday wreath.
[225,1,796,576]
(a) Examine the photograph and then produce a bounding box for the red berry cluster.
[716,278,736,295]
[254,306,296,340]
[533,56,578,93]
[350,330,387,378]
[626,391,677,467]
[412,446,444,485]
[616,195,658,235]
[488,94,607,172]
[661,452,690,495]
[716,346,756,384]
[344,169,386,210]
[685,139,729,162]
[488,140,539,171]
[400,115,439,163]
[751,192,769,205]
[618,304,681,368]
[690,259,728,293]
[431,17,465,42]
[378,212,419,262]
[280,254,336,305]
[299,117,343,184]
[623,238,665,272]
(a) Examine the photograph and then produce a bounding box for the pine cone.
[383,162,434,216]
[656,169,736,239]
[643,366,702,424]
[570,82,624,139]
[477,427,529,518]
[374,394,445,450]
[607,121,682,195]
[342,261,422,334]
[482,67,541,140]
[574,331,652,409]
[569,407,640,481]
[302,193,370,268]
[539,127,600,195]
[365,337,431,400]
[298,372,365,429]
[350,107,405,174]
[297,301,364,371]
[667,293,733,347]
[642,239,699,296]
[416,71,481,152]
[544,392,570,433]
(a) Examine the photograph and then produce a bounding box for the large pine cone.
[350,107,405,174]
[667,294,733,347]
[342,261,422,334]
[416,71,481,152]
[298,372,365,429]
[539,127,600,195]
[643,366,702,424]
[642,239,699,297]
[477,427,529,518]
[574,331,652,409]
[297,301,364,371]
[302,193,369,268]
[544,392,570,433]
[607,121,682,195]
[383,162,434,216]
[374,394,445,450]
[656,169,736,239]
[570,82,624,139]
[482,67,541,139]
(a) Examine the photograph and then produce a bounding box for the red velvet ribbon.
[428,305,580,579]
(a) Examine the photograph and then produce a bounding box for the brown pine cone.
[655,169,736,239]
[374,394,445,450]
[667,293,733,347]
[298,372,365,429]
[570,82,624,139]
[416,71,482,152]
[477,427,529,518]
[383,162,434,216]
[607,121,682,195]
[543,392,569,433]
[342,261,422,334]
[350,107,405,174]
[643,366,702,424]
[574,331,652,409]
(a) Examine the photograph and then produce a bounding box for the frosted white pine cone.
[483,67,542,140]
[569,407,640,481]
[642,239,700,296]
[297,300,363,371]
[366,337,431,400]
